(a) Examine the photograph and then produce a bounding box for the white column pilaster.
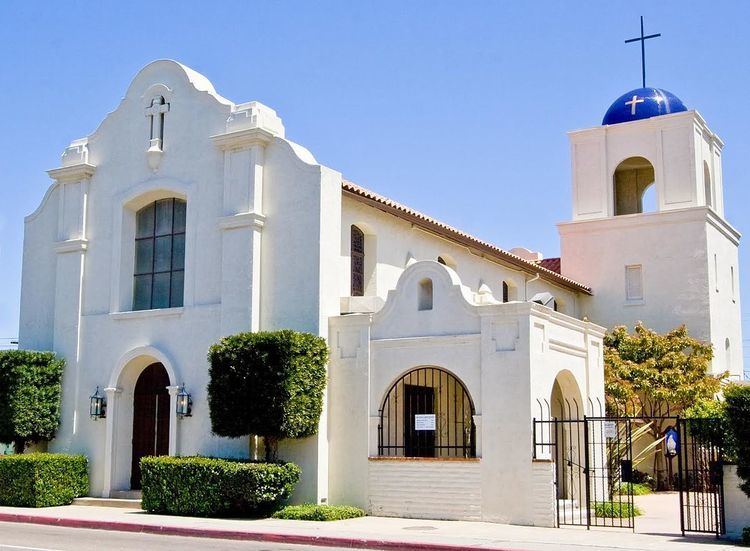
[167,385,180,456]
[102,386,121,498]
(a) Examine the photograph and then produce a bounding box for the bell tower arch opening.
[613,156,656,216]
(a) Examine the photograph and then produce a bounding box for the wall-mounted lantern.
[90,386,106,419]
[176,383,192,418]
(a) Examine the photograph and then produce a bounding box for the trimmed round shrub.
[0,350,64,453]
[140,456,300,517]
[272,503,365,521]
[207,330,328,461]
[0,453,88,507]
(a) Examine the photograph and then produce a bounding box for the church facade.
[17,61,742,525]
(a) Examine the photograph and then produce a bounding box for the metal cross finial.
[625,16,661,88]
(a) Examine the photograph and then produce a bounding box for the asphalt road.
[0,522,354,551]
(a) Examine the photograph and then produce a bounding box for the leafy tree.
[0,350,65,453]
[604,323,725,487]
[207,330,328,461]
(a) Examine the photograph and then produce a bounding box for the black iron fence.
[533,415,725,537]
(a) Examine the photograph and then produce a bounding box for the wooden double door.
[130,363,170,490]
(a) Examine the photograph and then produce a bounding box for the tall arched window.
[134,198,186,310]
[351,225,365,296]
[502,281,509,303]
[614,156,656,215]
[378,367,476,458]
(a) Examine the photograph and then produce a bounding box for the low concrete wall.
[725,464,750,540]
[531,460,556,527]
[368,458,481,521]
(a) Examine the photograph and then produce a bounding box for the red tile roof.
[341,181,591,294]
[537,257,561,274]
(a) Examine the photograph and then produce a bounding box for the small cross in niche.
[145,96,170,149]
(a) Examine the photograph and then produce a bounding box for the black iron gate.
[677,417,726,537]
[533,415,725,536]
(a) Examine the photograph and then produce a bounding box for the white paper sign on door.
[414,414,436,431]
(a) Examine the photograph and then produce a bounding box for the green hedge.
[141,456,300,517]
[0,453,88,507]
[272,504,365,521]
[725,385,750,499]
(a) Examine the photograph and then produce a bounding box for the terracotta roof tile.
[341,180,591,294]
[537,257,561,274]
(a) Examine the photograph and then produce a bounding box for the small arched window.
[704,161,713,208]
[502,281,509,303]
[418,278,433,311]
[436,254,456,269]
[134,198,186,310]
[351,225,365,297]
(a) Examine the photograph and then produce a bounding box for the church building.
[17,60,742,525]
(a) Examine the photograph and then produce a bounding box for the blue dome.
[602,87,687,125]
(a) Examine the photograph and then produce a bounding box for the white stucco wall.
[725,465,750,540]
[559,208,742,377]
[341,196,580,317]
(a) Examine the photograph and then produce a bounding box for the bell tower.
[558,87,742,378]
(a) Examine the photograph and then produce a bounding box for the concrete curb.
[0,512,517,551]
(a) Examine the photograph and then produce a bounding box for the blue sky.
[1,1,748,366]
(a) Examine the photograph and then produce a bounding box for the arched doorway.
[130,363,170,489]
[550,371,584,503]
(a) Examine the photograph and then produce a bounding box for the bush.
[741,526,750,546]
[208,330,328,460]
[725,385,750,498]
[0,453,88,507]
[272,503,365,521]
[631,469,656,490]
[140,456,300,517]
[0,350,64,453]
[615,482,651,496]
[593,501,642,518]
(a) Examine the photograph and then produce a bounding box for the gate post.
[583,416,591,530]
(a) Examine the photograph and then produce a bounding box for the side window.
[133,198,186,310]
[625,265,643,302]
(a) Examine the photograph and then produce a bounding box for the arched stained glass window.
[133,198,186,310]
[351,225,365,297]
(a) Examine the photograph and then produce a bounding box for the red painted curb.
[0,512,517,551]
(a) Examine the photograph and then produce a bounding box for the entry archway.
[103,346,180,497]
[549,370,584,502]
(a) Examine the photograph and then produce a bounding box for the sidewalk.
[0,504,737,551]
